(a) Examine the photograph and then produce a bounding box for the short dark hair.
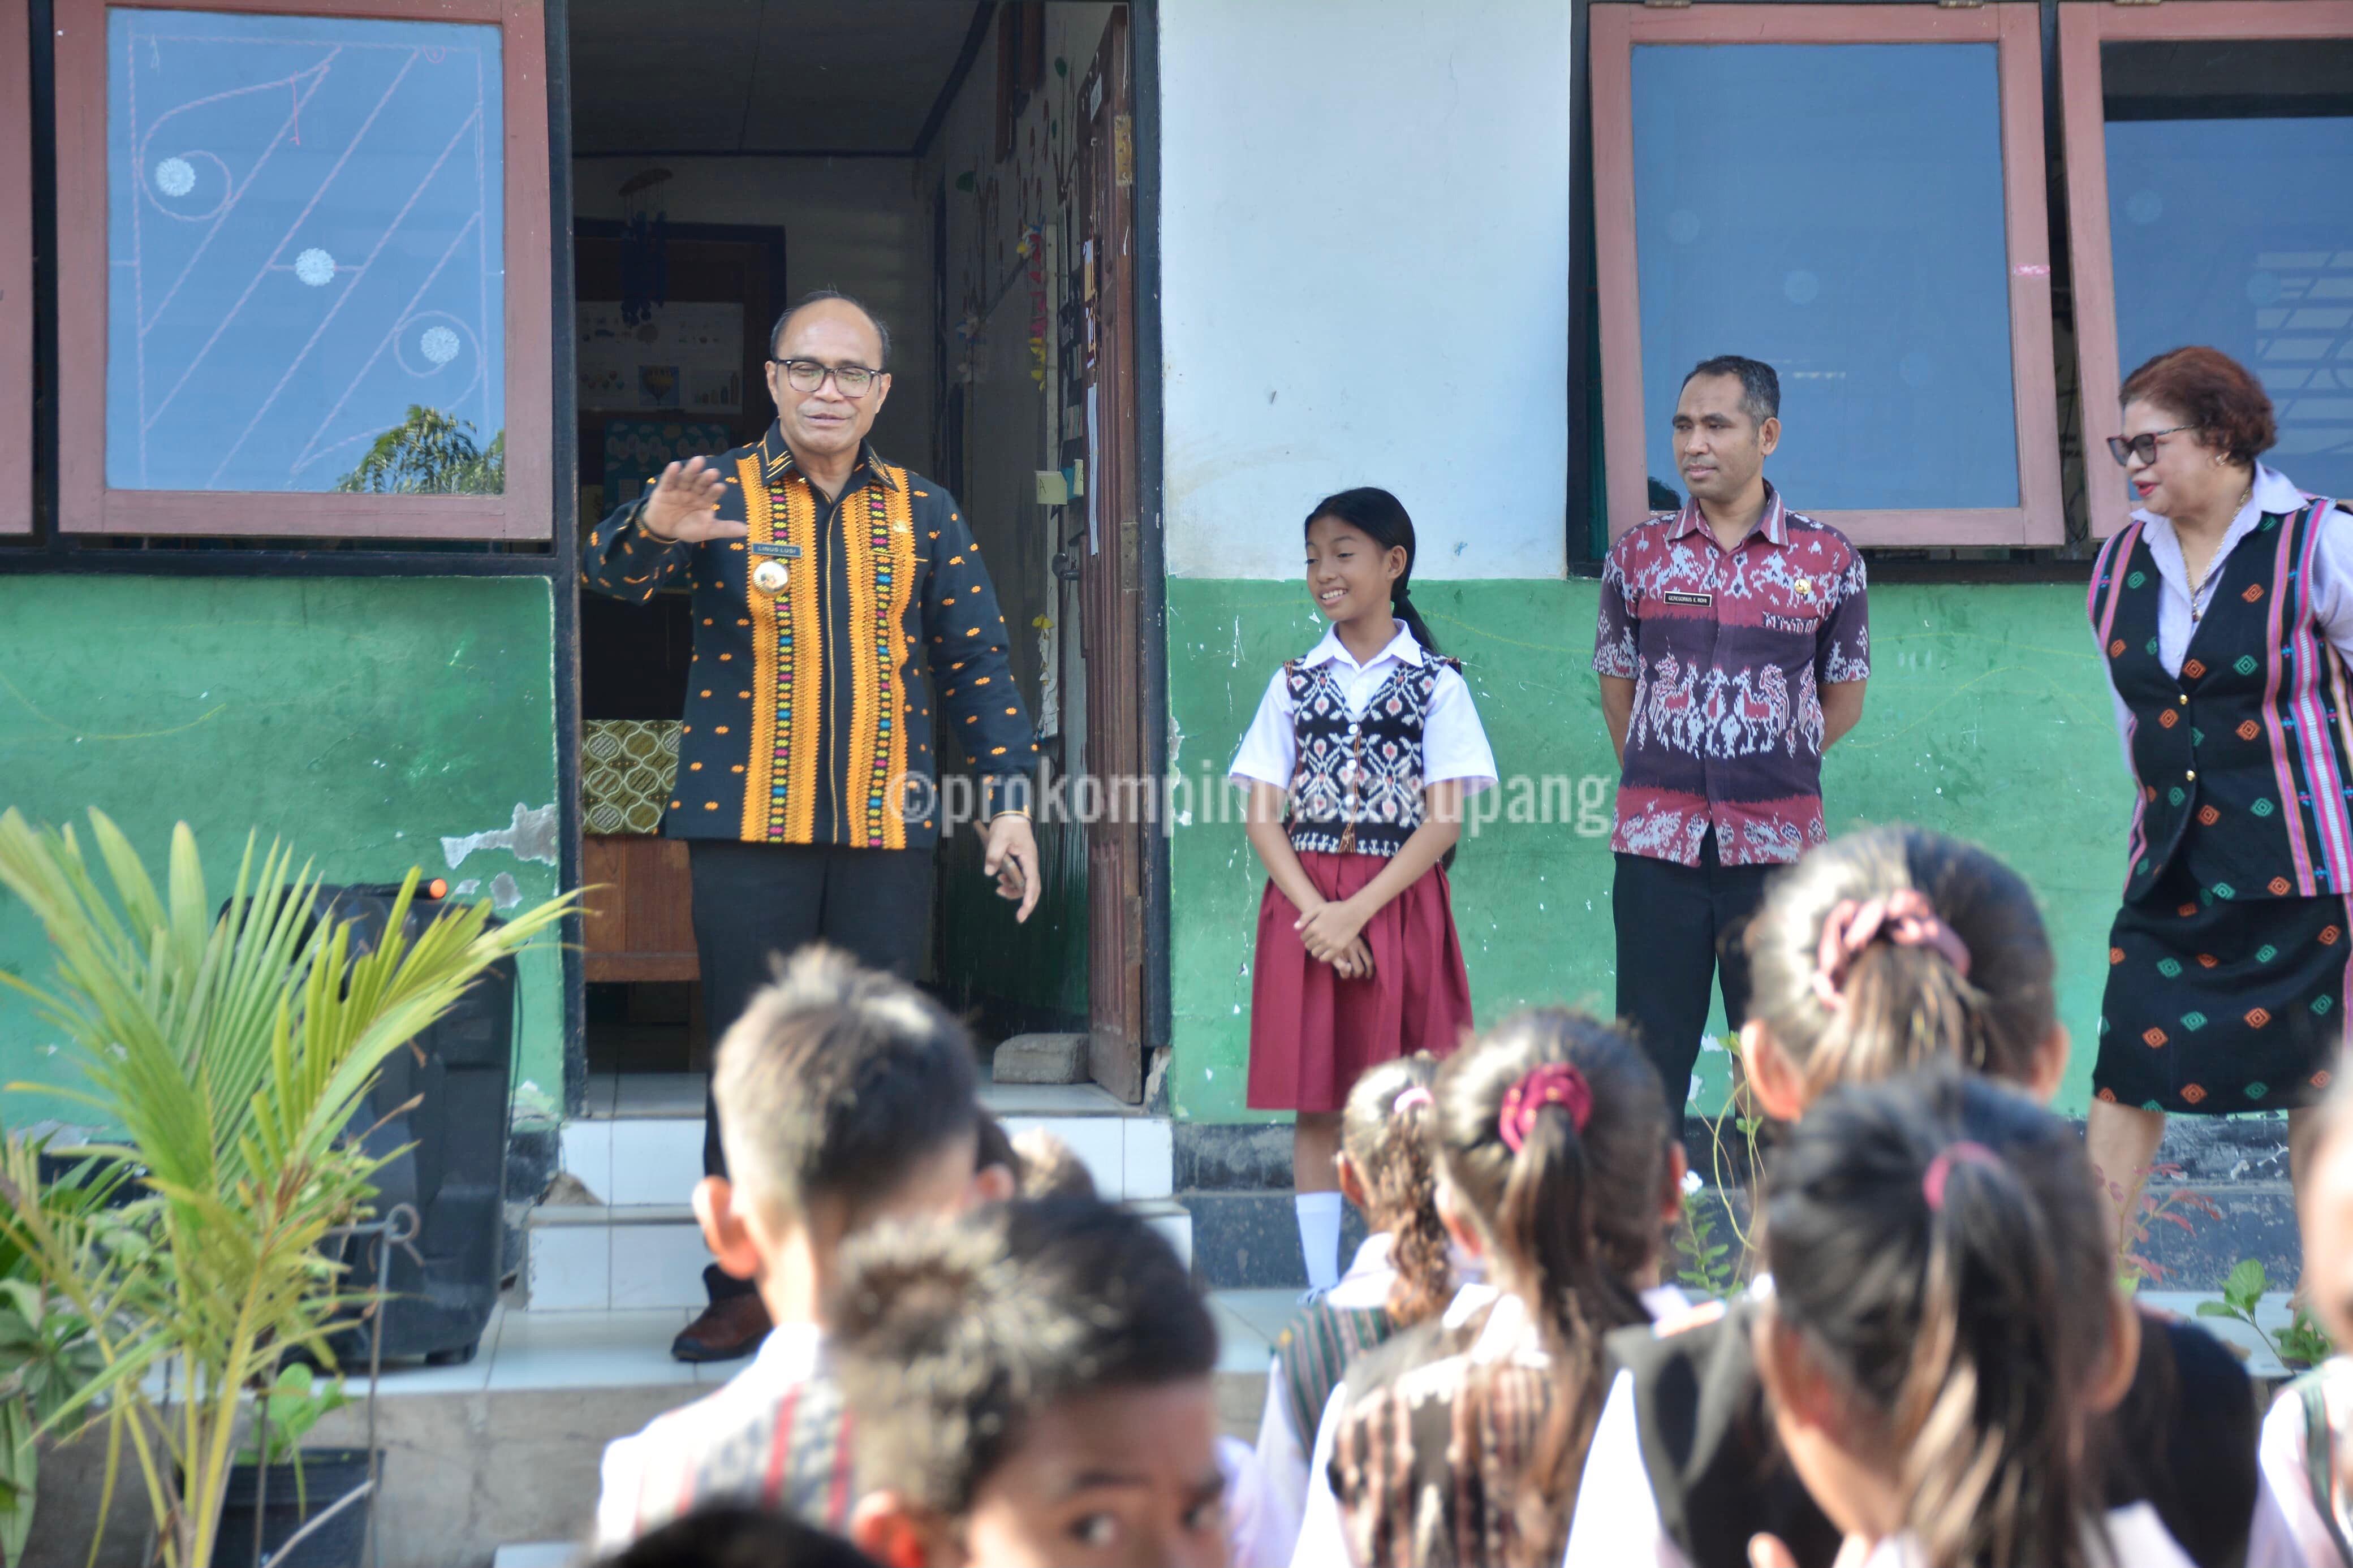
[830,1198,1217,1516]
[1681,355,1781,425]
[711,945,978,1228]
[769,289,892,368]
[2119,345,2275,465]
[597,1506,878,1568]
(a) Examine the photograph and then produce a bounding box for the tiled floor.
[372,1290,1291,1399]
[580,1073,1143,1121]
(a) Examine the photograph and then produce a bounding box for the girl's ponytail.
[1391,581,1442,659]
[1744,826,2056,1097]
[1338,1054,1453,1327]
[1431,1012,1668,1566]
[1761,1070,2111,1568]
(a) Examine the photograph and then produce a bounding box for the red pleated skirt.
[1247,850,1475,1113]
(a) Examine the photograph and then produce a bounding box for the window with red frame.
[51,0,550,540]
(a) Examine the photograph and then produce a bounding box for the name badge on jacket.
[1664,590,1713,607]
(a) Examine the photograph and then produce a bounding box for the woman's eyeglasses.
[772,357,881,398]
[2106,425,2197,466]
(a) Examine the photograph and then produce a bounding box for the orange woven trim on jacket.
[780,476,824,844]
[842,485,882,846]
[880,474,917,849]
[739,452,781,843]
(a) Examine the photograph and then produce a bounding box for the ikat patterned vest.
[2090,495,2353,907]
[1283,654,1455,858]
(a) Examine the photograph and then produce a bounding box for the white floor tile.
[559,1120,614,1205]
[527,1224,610,1311]
[1210,1300,1276,1374]
[581,1074,620,1119]
[981,1082,1135,1117]
[366,1308,503,1396]
[1123,1119,1174,1201]
[1213,1289,1302,1345]
[492,1545,581,1568]
[613,1073,708,1118]
[611,1222,717,1311]
[1144,1208,1193,1272]
[487,1308,697,1390]
[1002,1116,1126,1201]
[607,1120,708,1208]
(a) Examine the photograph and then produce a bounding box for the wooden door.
[1074,12,1146,1102]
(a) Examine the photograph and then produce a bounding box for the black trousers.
[1613,834,1772,1138]
[688,839,934,1303]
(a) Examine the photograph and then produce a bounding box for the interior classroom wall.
[0,578,566,1129]
[923,3,1118,1026]
[572,158,937,466]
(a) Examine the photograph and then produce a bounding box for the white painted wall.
[572,158,936,466]
[1159,2,1572,580]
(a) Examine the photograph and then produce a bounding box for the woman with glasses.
[2087,344,2353,1265]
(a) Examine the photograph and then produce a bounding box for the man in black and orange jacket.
[583,290,1038,1362]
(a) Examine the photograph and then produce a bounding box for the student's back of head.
[710,944,980,1236]
[596,1506,879,1568]
[1756,1069,2129,1568]
[1742,825,2062,1114]
[1339,1051,1451,1325]
[830,1197,1225,1568]
[1425,1008,1677,1564]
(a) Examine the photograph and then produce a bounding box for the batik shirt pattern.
[1593,485,1869,868]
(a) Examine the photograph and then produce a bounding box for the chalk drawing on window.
[106,10,506,493]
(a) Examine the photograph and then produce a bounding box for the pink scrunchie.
[1812,889,1972,1010]
[1922,1141,2001,1212]
[1391,1085,1434,1116]
[1498,1062,1593,1153]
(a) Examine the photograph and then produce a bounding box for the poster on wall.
[579,302,744,414]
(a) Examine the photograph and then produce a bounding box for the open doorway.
[563,2,1152,1099]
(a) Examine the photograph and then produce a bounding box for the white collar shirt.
[593,1321,827,1552]
[1229,619,1498,798]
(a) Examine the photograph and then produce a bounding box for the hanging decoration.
[617,167,673,327]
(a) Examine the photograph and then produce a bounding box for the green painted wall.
[0,576,564,1129]
[1166,577,2134,1122]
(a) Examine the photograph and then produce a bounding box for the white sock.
[1296,1191,1344,1292]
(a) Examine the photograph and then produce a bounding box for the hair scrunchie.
[1391,1085,1434,1117]
[1498,1061,1593,1154]
[1811,889,1972,1011]
[1921,1141,2001,1212]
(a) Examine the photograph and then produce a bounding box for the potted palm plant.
[0,808,570,1568]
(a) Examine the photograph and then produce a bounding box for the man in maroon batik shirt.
[1592,356,1870,1131]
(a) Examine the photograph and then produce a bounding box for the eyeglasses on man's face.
[772,357,882,398]
[2106,425,2198,467]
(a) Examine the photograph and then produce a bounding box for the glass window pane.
[106,9,505,494]
[2102,41,2353,500]
[1631,43,2019,511]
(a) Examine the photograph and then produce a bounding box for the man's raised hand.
[639,457,744,543]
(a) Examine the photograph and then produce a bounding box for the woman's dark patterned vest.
[2089,495,2353,908]
[1284,652,1458,858]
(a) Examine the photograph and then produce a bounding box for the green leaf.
[2194,1301,2239,1319]
[2224,1256,2268,1312]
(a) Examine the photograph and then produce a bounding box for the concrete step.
[558,1077,1171,1217]
[523,1202,1193,1311]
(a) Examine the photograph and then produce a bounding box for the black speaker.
[305,884,517,1368]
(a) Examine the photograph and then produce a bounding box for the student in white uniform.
[1740,1070,2190,1568]
[1251,1054,1456,1562]
[1298,1009,1688,1568]
[1564,826,2256,1568]
[1229,486,1497,1294]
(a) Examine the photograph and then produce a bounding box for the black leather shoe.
[671,1294,771,1363]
